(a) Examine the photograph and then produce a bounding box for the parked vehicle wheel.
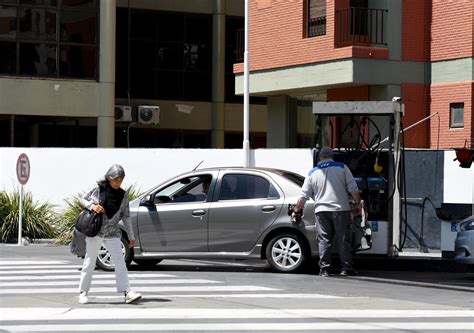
[133,259,163,268]
[265,233,308,273]
[95,236,132,271]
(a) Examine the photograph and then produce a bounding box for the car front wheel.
[266,233,308,273]
[95,236,132,271]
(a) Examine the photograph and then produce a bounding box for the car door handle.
[192,210,206,217]
[261,205,276,212]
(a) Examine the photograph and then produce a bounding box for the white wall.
[0,148,313,211]
[443,150,474,205]
[1,148,471,213]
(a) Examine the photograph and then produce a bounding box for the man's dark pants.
[315,210,352,272]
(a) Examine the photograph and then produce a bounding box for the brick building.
[234,0,473,149]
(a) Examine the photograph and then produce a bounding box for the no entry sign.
[16,153,30,185]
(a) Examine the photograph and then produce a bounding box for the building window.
[115,9,212,101]
[450,103,464,128]
[225,16,243,102]
[306,0,326,37]
[0,0,98,79]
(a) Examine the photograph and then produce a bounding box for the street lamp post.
[243,0,250,167]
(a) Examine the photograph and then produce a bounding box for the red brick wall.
[430,0,473,61]
[401,84,430,148]
[402,0,430,61]
[430,82,473,149]
[234,0,388,73]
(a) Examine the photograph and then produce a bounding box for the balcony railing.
[336,7,388,47]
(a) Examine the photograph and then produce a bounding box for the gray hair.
[106,164,125,179]
[98,164,125,186]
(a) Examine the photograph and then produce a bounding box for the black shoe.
[319,270,330,277]
[340,270,357,276]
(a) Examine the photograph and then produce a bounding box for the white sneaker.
[125,290,142,304]
[78,292,89,304]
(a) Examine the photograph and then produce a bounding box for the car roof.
[194,166,303,176]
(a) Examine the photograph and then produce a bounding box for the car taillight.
[459,220,474,231]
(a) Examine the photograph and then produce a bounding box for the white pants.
[79,236,130,293]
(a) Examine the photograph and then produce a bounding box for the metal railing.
[335,7,388,47]
[308,16,326,37]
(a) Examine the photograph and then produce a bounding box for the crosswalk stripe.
[0,273,176,281]
[0,285,280,295]
[0,261,68,265]
[2,322,473,331]
[91,293,349,299]
[0,269,89,274]
[2,308,472,320]
[0,279,221,287]
[0,265,82,270]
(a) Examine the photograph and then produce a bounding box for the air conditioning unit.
[115,105,132,122]
[137,105,160,125]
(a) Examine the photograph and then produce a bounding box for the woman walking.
[78,164,142,304]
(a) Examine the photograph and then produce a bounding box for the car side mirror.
[140,194,155,207]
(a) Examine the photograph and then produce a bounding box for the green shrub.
[55,184,142,244]
[0,189,57,242]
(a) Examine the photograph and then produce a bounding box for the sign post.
[16,153,30,246]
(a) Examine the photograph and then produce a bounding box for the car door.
[208,171,284,252]
[137,174,214,252]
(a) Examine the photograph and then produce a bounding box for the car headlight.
[459,220,474,231]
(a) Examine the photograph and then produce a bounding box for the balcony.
[335,7,388,47]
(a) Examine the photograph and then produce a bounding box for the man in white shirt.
[292,147,361,277]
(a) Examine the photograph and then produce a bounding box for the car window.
[281,172,305,187]
[218,174,280,201]
[154,175,212,203]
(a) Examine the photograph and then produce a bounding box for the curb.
[348,275,474,293]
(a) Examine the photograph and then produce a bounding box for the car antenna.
[193,160,204,171]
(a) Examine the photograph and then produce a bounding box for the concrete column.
[267,96,297,148]
[211,0,226,148]
[386,0,402,61]
[97,0,116,147]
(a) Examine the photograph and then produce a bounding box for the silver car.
[90,167,367,273]
[454,215,474,265]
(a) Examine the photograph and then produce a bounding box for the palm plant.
[55,184,143,244]
[54,193,84,245]
[0,189,57,242]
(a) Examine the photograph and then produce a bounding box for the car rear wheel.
[95,236,132,271]
[133,259,163,268]
[266,233,308,273]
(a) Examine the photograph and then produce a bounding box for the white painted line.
[92,293,347,299]
[0,265,82,270]
[2,308,472,320]
[0,279,221,287]
[1,322,473,331]
[0,285,279,295]
[0,273,176,281]
[0,261,68,265]
[0,269,85,275]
